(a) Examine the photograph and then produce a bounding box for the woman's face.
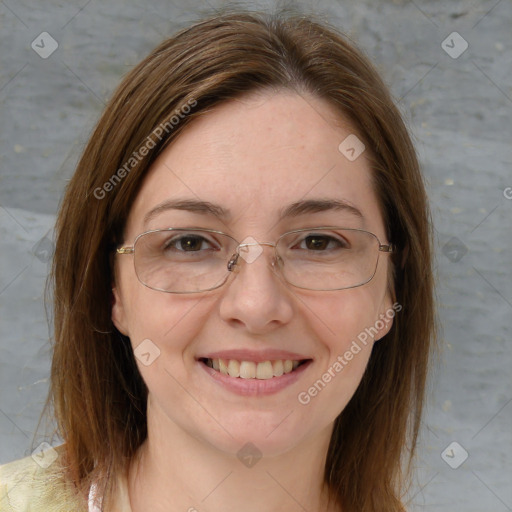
[112,91,394,456]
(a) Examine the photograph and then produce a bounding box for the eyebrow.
[143,197,363,227]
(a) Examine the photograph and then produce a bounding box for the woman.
[0,10,435,512]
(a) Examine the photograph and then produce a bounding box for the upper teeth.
[206,358,300,379]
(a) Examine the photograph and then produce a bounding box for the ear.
[112,286,129,336]
[374,293,397,342]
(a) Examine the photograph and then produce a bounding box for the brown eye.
[174,236,204,251]
[163,234,214,253]
[300,235,347,251]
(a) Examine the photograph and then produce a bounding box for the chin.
[197,410,312,458]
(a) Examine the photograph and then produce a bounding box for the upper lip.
[197,349,312,363]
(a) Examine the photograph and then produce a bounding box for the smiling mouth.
[199,358,311,380]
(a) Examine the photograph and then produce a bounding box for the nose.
[219,242,293,333]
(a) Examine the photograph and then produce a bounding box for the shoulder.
[0,444,87,512]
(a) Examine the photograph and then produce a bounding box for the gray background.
[0,0,511,511]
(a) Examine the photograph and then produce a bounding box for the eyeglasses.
[116,227,394,293]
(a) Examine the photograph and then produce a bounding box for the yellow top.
[0,444,132,512]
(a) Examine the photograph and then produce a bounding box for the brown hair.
[38,9,435,511]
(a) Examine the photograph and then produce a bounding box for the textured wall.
[0,1,511,510]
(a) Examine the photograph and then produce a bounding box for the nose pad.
[227,253,239,272]
[270,254,282,272]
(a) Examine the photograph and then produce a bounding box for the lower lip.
[197,359,313,396]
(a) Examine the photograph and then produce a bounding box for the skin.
[112,90,394,512]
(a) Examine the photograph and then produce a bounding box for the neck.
[127,398,338,512]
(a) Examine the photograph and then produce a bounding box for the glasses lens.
[133,229,236,293]
[276,228,380,290]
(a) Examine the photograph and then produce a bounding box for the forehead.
[126,91,385,238]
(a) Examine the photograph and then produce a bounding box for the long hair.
[39,10,435,511]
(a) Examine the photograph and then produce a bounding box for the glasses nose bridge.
[227,239,280,273]
[238,240,276,250]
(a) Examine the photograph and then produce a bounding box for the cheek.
[125,295,209,402]
[296,288,383,408]
[123,291,227,402]
[126,293,208,349]
[306,285,384,351]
